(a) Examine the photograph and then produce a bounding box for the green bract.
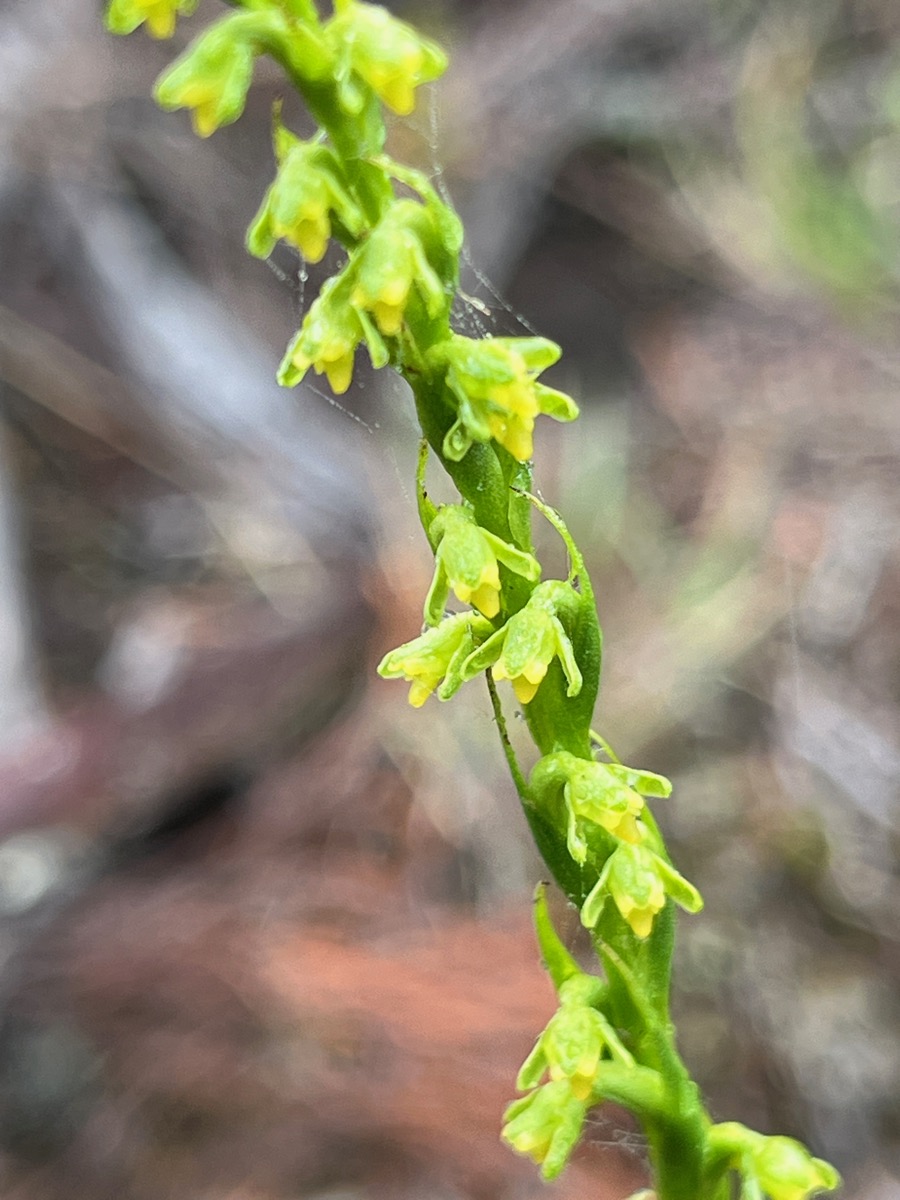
[106,4,843,1198]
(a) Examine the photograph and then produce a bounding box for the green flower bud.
[581,842,703,938]
[327,0,447,116]
[431,335,578,463]
[349,200,448,336]
[377,612,493,707]
[247,142,365,264]
[502,1079,588,1181]
[709,1124,841,1200]
[750,1137,841,1200]
[106,0,197,39]
[154,20,256,137]
[461,580,582,705]
[423,505,539,623]
[278,272,387,394]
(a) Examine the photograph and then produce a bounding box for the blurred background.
[1,0,900,1196]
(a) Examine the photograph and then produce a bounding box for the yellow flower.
[247,142,364,265]
[461,580,582,706]
[436,335,579,464]
[350,201,446,337]
[517,978,633,1102]
[709,1125,841,1200]
[327,1,447,117]
[424,505,539,624]
[154,23,255,137]
[751,1137,842,1200]
[614,866,665,939]
[530,751,673,864]
[581,843,703,939]
[377,613,492,707]
[502,1080,588,1181]
[278,274,387,394]
[106,0,197,39]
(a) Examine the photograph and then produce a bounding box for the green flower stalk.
[105,5,842,1199]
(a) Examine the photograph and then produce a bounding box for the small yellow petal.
[523,659,548,685]
[373,300,404,335]
[503,420,534,462]
[289,348,313,374]
[623,905,655,939]
[491,380,537,419]
[322,351,354,394]
[381,77,416,116]
[145,10,176,37]
[193,107,219,137]
[488,413,533,461]
[470,581,500,618]
[512,675,540,705]
[508,1128,549,1158]
[610,813,644,844]
[294,217,330,263]
[379,277,409,306]
[408,680,433,707]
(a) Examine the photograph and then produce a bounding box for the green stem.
[485,670,529,800]
[117,6,842,1198]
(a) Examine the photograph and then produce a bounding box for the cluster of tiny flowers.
[104,4,843,1197]
[277,194,453,392]
[143,0,447,135]
[378,575,584,708]
[502,888,638,1179]
[527,750,702,940]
